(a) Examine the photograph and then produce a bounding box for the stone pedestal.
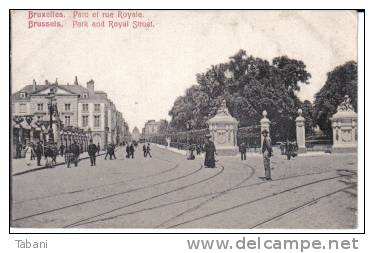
[331,96,357,153]
[295,109,306,153]
[260,110,270,148]
[166,137,171,148]
[207,99,238,156]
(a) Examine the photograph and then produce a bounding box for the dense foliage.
[313,61,357,137]
[168,50,312,142]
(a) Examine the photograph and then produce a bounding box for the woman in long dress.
[24,142,34,166]
[204,135,216,168]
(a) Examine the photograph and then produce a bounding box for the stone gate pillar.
[260,110,270,147]
[331,95,357,153]
[295,109,306,153]
[207,99,238,156]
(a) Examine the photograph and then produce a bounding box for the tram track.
[64,164,225,228]
[12,159,204,222]
[63,168,353,228]
[155,162,256,228]
[14,157,180,205]
[167,172,355,228]
[249,184,357,228]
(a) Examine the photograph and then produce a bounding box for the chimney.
[54,78,58,85]
[32,79,37,92]
[45,79,50,85]
[74,76,78,85]
[86,79,95,93]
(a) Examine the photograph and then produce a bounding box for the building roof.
[12,82,108,101]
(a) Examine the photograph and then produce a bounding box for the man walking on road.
[143,144,147,157]
[88,139,97,166]
[59,143,65,157]
[35,141,43,166]
[261,129,273,181]
[70,140,80,167]
[129,143,135,159]
[239,142,247,161]
[144,143,152,158]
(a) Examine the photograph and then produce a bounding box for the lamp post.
[46,90,57,143]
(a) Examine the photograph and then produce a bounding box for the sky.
[11,10,357,130]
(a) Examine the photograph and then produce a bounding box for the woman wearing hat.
[204,134,217,168]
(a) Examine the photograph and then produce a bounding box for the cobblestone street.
[11,145,357,229]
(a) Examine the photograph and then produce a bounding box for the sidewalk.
[11,149,110,176]
[153,143,333,158]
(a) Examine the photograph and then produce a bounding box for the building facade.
[143,119,168,139]
[12,77,126,149]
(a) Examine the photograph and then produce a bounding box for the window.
[94,104,101,112]
[94,115,100,128]
[19,103,26,113]
[65,116,71,126]
[37,103,43,111]
[82,104,89,112]
[37,115,43,121]
[20,92,26,98]
[83,93,88,99]
[64,104,71,111]
[82,115,88,127]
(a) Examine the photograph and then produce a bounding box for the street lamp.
[46,89,57,143]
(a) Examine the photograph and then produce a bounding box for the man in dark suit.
[88,139,98,166]
[261,129,273,180]
[35,141,43,166]
[70,141,80,167]
[239,142,247,160]
[129,143,135,159]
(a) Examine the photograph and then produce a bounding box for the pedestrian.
[129,143,135,159]
[143,144,147,157]
[44,142,54,168]
[110,143,117,159]
[59,143,65,157]
[187,144,195,160]
[51,142,58,165]
[35,141,43,166]
[30,142,35,160]
[16,143,22,159]
[239,142,247,160]
[261,129,273,180]
[88,139,97,166]
[196,144,201,156]
[70,140,80,167]
[97,143,101,155]
[145,143,152,158]
[24,142,34,166]
[204,134,216,168]
[126,143,130,158]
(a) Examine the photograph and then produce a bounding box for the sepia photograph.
[9,10,360,230]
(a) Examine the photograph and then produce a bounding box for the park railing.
[237,125,261,151]
[146,128,209,150]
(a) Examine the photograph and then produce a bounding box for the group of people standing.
[19,140,84,168]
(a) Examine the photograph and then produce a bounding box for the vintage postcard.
[10,10,360,231]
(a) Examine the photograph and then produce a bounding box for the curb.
[12,147,122,177]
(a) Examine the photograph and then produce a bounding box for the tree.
[313,61,357,136]
[168,50,312,142]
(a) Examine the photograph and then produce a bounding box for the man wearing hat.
[261,129,273,180]
[204,134,217,168]
[88,139,98,166]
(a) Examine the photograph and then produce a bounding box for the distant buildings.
[142,119,168,139]
[131,127,140,141]
[12,77,129,150]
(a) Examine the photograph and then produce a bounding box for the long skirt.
[204,151,215,168]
